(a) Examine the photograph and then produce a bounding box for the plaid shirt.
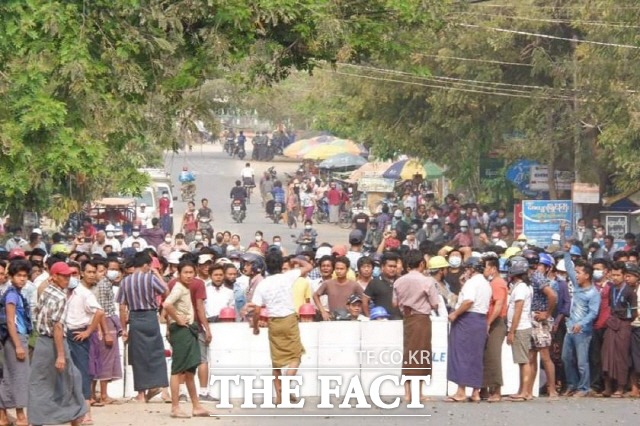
[307,267,321,281]
[36,284,67,337]
[93,278,117,317]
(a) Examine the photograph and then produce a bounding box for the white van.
[138,169,177,232]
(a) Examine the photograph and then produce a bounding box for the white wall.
[108,318,538,398]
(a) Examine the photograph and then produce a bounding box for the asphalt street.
[164,143,351,253]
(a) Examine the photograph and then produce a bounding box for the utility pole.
[572,35,582,222]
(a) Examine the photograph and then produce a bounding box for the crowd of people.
[2,183,640,423]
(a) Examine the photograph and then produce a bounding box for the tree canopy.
[0,0,442,223]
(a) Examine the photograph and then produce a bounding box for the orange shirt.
[489,276,508,319]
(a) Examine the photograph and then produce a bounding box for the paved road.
[94,395,635,425]
[164,144,350,254]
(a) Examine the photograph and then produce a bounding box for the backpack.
[0,287,32,342]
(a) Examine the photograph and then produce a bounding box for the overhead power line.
[333,70,577,101]
[458,23,640,49]
[417,53,533,67]
[451,11,640,29]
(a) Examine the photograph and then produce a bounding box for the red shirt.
[248,241,269,254]
[159,197,171,216]
[326,189,341,206]
[489,276,508,319]
[167,277,206,326]
[594,280,611,330]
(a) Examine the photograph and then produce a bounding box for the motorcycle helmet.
[507,256,530,277]
[522,249,540,266]
[241,252,265,274]
[298,303,316,317]
[218,307,236,322]
[538,252,555,268]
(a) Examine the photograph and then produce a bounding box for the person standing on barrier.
[252,253,312,405]
[393,249,439,402]
[445,257,491,402]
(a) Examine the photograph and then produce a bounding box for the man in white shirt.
[121,226,148,251]
[103,224,122,253]
[252,253,312,405]
[240,162,255,186]
[506,256,534,402]
[136,203,152,228]
[205,264,234,321]
[445,257,492,402]
[66,260,105,424]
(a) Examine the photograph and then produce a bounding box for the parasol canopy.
[318,153,368,170]
[382,159,444,180]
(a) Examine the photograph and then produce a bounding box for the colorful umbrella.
[382,159,444,180]
[319,153,368,170]
[298,139,362,159]
[283,138,322,158]
[348,161,393,181]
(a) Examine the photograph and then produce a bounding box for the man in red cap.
[8,249,26,261]
[28,262,88,425]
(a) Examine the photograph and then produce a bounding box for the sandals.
[145,388,162,402]
[443,396,467,403]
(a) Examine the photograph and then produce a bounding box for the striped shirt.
[93,278,117,317]
[116,271,167,311]
[36,284,68,337]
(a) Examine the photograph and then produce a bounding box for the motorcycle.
[231,199,245,223]
[272,202,283,224]
[292,235,315,255]
[224,138,235,156]
[314,199,329,224]
[198,217,213,239]
[181,182,196,202]
[234,144,246,160]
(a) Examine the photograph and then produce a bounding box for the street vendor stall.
[355,176,397,214]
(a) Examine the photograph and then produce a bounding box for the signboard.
[522,200,573,247]
[605,215,628,241]
[529,166,574,191]
[572,183,600,204]
[480,157,504,181]
[514,203,523,235]
[357,177,396,193]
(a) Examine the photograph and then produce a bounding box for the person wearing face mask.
[90,259,123,405]
[588,258,612,394]
[122,226,148,252]
[5,227,27,251]
[298,220,318,248]
[103,225,122,253]
[572,218,594,247]
[248,231,269,255]
[448,220,473,249]
[444,250,464,295]
[188,232,205,252]
[157,233,175,259]
[427,256,454,313]
[65,260,105,424]
[427,219,445,246]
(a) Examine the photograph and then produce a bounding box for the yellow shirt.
[332,269,356,281]
[292,277,312,311]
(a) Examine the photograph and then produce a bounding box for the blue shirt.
[552,277,571,318]
[271,187,285,203]
[566,284,601,334]
[5,287,29,335]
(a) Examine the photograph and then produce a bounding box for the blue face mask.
[372,266,381,278]
[68,277,80,290]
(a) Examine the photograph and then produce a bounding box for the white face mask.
[255,236,262,241]
[232,262,241,269]
[195,235,203,242]
[305,225,312,230]
[132,231,140,238]
[274,241,281,247]
[106,270,119,281]
[164,237,172,243]
[593,270,604,281]
[106,232,114,238]
[449,257,462,268]
[460,227,468,232]
[68,277,80,290]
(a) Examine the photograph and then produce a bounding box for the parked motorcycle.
[231,199,245,223]
[181,182,196,202]
[267,166,277,180]
[272,202,283,224]
[234,144,246,160]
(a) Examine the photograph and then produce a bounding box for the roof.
[93,197,136,207]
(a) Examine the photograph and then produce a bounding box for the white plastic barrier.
[108,318,538,398]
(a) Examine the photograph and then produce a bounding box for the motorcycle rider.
[297,220,318,249]
[230,180,248,214]
[197,198,213,238]
[240,162,255,187]
[363,218,383,252]
[179,166,196,200]
[267,180,286,217]
[236,131,246,157]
